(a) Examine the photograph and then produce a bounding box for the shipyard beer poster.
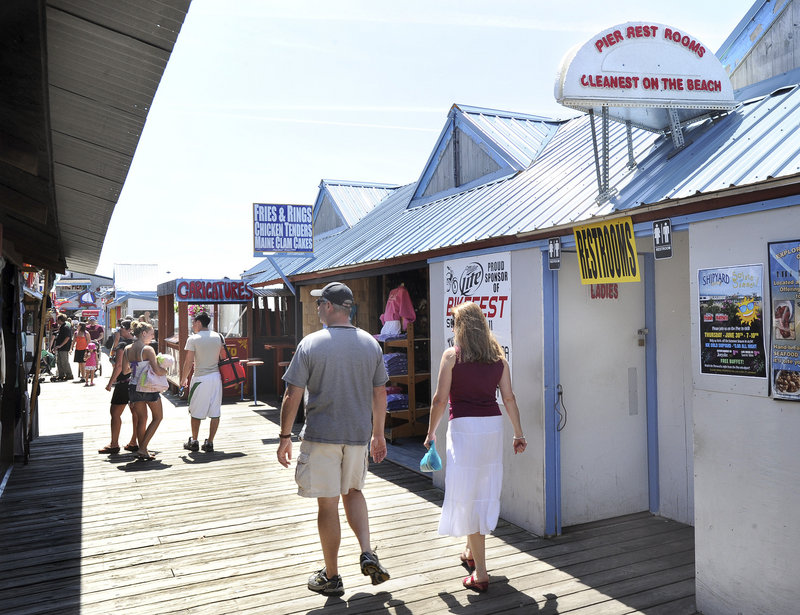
[698,265,766,377]
[768,240,800,400]
[444,253,511,365]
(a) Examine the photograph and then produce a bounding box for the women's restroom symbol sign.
[653,219,672,259]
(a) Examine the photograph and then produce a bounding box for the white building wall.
[690,205,800,615]
[652,230,695,524]
[429,248,547,536]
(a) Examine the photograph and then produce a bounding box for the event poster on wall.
[698,264,767,378]
[768,240,800,400]
[443,253,511,368]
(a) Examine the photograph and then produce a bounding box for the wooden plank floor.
[0,364,698,614]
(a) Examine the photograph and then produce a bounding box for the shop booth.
[264,266,431,440]
[157,279,254,396]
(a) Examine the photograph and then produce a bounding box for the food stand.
[156,278,254,396]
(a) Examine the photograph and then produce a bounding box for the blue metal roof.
[244,84,800,286]
[456,104,562,170]
[314,179,400,233]
[410,104,562,205]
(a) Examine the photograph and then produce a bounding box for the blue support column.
[543,255,562,537]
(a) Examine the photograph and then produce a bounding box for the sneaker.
[360,550,390,585]
[201,439,214,452]
[307,568,344,596]
[183,438,199,452]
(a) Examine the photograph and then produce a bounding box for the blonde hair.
[130,320,153,338]
[452,302,504,364]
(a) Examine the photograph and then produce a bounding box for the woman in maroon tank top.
[425,301,526,593]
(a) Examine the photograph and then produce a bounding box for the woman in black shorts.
[98,320,139,455]
[124,321,167,460]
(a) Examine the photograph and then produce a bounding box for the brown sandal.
[98,445,120,454]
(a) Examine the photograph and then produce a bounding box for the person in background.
[277,282,390,597]
[85,316,104,376]
[180,311,226,453]
[425,301,527,593]
[84,342,98,386]
[99,320,139,455]
[52,314,73,382]
[72,322,91,382]
[123,321,166,461]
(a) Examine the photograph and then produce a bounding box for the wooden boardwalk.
[0,367,698,614]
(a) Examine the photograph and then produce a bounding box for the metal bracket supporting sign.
[668,108,685,149]
[265,254,314,296]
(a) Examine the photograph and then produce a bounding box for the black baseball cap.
[310,282,354,307]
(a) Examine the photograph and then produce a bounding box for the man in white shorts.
[277,282,390,596]
[180,311,226,452]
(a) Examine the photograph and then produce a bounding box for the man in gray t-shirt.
[181,312,225,453]
[277,282,390,596]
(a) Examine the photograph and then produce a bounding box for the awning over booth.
[251,284,293,298]
[107,291,158,309]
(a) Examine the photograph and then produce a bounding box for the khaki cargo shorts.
[295,439,369,498]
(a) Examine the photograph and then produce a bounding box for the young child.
[84,342,98,386]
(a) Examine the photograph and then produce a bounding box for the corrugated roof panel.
[458,105,561,169]
[323,181,399,227]
[617,86,800,208]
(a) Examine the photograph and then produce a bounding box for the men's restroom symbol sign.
[653,219,672,259]
[548,238,562,270]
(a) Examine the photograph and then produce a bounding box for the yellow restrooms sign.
[573,216,640,285]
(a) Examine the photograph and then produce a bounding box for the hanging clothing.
[380,285,416,329]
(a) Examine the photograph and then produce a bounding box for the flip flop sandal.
[124,444,139,452]
[98,446,120,454]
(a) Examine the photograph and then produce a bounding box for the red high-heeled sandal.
[460,552,475,570]
[463,573,489,592]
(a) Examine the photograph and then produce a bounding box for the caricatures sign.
[444,253,511,366]
[698,264,766,377]
[175,279,253,303]
[768,240,800,400]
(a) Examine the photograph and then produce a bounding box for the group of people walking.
[48,313,104,384]
[97,312,225,461]
[277,282,526,596]
[62,280,526,595]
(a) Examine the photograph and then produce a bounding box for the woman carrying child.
[123,321,167,460]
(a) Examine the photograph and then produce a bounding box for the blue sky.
[96,0,755,281]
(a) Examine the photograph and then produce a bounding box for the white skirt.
[438,415,504,537]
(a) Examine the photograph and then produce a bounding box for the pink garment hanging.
[380,285,416,329]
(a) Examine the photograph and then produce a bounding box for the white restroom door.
[558,252,649,526]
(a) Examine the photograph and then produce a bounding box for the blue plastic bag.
[420,443,442,472]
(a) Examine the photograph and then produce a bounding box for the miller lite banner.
[443,253,511,367]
